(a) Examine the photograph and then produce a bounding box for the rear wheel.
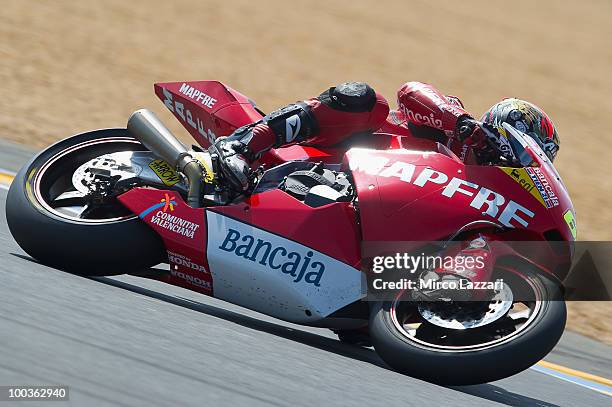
[6,129,166,275]
[369,269,566,385]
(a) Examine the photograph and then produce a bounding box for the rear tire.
[6,129,166,276]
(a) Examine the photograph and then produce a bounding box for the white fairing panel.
[206,211,366,323]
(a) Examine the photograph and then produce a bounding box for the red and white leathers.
[214,81,506,191]
[380,81,499,164]
[236,82,390,154]
[244,81,478,157]
[396,81,470,137]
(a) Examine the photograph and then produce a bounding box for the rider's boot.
[211,102,318,191]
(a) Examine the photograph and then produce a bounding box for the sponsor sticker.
[149,159,180,186]
[139,193,176,217]
[500,167,547,207]
[403,109,443,129]
[179,83,217,109]
[139,194,200,239]
[525,167,559,208]
[205,211,365,321]
[171,269,211,290]
[168,250,208,273]
[563,209,577,239]
[218,228,325,286]
[285,114,301,142]
[151,211,200,239]
[162,88,218,144]
[194,155,215,184]
[349,151,535,228]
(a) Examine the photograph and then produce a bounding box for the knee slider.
[319,82,377,112]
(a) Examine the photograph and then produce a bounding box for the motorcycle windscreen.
[503,123,576,241]
[155,80,264,148]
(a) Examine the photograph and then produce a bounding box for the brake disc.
[72,151,142,195]
[417,283,514,330]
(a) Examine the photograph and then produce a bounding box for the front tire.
[369,272,566,385]
[6,129,166,276]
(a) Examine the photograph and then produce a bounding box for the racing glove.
[454,117,517,164]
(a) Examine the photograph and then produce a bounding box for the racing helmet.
[481,98,560,161]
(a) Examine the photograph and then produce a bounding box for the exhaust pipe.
[127,109,203,207]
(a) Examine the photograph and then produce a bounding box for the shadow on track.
[451,385,560,407]
[9,254,560,407]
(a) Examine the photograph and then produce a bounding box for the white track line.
[0,168,15,191]
[0,167,17,176]
[531,364,612,396]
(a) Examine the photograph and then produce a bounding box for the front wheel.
[369,270,566,385]
[6,129,166,275]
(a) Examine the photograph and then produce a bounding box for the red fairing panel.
[117,188,213,295]
[345,148,574,243]
[117,186,363,295]
[260,137,401,167]
[259,145,345,167]
[155,80,263,148]
[211,189,362,269]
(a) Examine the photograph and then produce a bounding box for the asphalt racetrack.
[0,138,610,406]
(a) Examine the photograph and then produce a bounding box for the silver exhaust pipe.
[127,109,203,207]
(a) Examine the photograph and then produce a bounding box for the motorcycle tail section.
[154,80,264,148]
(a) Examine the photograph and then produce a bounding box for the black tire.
[6,129,166,276]
[369,273,566,385]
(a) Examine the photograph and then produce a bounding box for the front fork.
[412,234,496,301]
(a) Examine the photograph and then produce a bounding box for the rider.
[212,81,560,192]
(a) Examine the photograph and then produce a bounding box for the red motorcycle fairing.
[118,186,365,324]
[117,188,214,295]
[346,147,574,241]
[154,80,264,148]
[259,132,406,167]
[346,146,575,278]
[210,188,362,268]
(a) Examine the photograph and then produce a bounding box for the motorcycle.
[5,80,575,384]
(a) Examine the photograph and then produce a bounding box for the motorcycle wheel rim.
[388,272,544,352]
[31,137,145,224]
